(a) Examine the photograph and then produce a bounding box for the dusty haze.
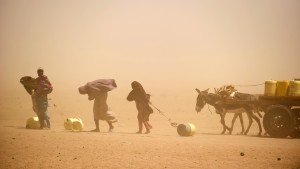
[1,0,300,118]
[0,1,300,169]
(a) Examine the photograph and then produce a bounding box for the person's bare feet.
[109,126,114,132]
[91,128,100,132]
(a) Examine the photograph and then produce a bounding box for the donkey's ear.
[204,88,209,93]
[195,88,201,94]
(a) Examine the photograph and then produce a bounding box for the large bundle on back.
[215,85,237,98]
[78,79,117,100]
[215,85,256,101]
[20,76,36,95]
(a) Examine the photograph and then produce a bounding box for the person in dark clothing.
[127,81,153,134]
[34,67,53,129]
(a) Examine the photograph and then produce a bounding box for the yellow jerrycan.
[177,123,196,136]
[26,116,40,129]
[64,117,84,131]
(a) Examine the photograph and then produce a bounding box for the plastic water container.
[177,123,196,136]
[264,80,277,96]
[64,118,84,131]
[26,116,40,129]
[276,80,290,96]
[288,80,300,96]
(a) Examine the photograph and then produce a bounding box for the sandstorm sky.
[1,0,299,95]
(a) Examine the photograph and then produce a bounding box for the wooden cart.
[259,96,300,138]
[216,96,300,138]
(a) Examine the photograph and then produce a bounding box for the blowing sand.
[0,93,300,169]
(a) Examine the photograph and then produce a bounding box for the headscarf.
[131,81,150,102]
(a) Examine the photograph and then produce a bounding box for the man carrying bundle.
[79,79,118,132]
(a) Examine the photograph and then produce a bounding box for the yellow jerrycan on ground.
[26,116,40,129]
[177,123,196,136]
[64,117,84,131]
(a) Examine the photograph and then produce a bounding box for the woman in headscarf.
[127,81,153,134]
[79,79,117,132]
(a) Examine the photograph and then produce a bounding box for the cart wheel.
[290,108,300,138]
[263,105,296,138]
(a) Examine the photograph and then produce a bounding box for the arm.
[42,76,53,94]
[127,90,135,101]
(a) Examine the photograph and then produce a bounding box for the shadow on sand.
[200,132,300,139]
[3,125,27,129]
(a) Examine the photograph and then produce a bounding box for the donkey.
[195,88,262,136]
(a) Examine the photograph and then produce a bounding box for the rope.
[149,103,178,127]
[232,83,264,87]
[207,105,213,115]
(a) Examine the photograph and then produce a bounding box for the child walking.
[127,81,153,134]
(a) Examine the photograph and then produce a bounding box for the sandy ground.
[0,93,300,169]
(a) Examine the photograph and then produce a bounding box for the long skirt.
[93,93,117,123]
[35,95,49,121]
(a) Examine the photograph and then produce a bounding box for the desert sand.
[0,91,300,169]
[1,0,300,168]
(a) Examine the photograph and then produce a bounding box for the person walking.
[79,79,117,132]
[127,81,153,134]
[34,67,53,129]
